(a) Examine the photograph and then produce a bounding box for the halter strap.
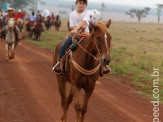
[70,53,101,75]
[77,41,98,61]
[69,34,102,75]
[77,35,101,61]
[94,37,101,56]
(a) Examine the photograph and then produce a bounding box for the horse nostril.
[103,58,111,65]
[103,58,109,64]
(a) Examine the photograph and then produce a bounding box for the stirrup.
[52,62,61,73]
[52,62,59,71]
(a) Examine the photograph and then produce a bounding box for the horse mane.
[95,22,109,33]
[8,18,15,27]
[8,18,15,22]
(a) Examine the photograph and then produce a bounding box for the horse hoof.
[9,56,14,60]
[59,119,63,122]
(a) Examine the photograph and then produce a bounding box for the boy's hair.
[76,0,87,5]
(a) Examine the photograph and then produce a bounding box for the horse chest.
[6,32,15,43]
[73,76,97,89]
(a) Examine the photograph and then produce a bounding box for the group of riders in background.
[0,8,61,41]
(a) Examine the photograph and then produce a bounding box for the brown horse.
[54,19,61,31]
[0,17,3,29]
[53,19,111,122]
[26,21,35,38]
[44,16,51,30]
[17,18,24,32]
[33,23,43,41]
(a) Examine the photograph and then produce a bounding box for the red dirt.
[0,40,162,122]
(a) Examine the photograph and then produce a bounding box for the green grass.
[25,19,163,103]
[110,22,163,102]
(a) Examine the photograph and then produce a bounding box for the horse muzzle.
[103,58,111,65]
[8,27,13,32]
[100,55,111,65]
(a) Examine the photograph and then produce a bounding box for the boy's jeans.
[59,36,72,59]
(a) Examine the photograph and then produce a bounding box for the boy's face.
[76,1,87,11]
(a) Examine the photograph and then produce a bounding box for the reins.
[77,37,98,61]
[70,33,102,75]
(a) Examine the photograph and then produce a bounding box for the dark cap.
[76,0,87,5]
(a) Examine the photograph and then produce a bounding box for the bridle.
[78,33,103,60]
[70,32,108,75]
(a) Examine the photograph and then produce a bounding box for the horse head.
[8,18,15,32]
[89,19,112,65]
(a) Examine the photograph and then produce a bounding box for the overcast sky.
[69,0,163,7]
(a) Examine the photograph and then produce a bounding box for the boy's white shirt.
[69,10,90,33]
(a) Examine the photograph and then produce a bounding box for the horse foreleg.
[80,90,94,122]
[65,87,73,112]
[72,85,81,122]
[11,43,15,59]
[5,44,9,60]
[58,78,67,122]
[59,87,73,122]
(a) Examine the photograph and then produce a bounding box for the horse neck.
[6,29,15,42]
[56,18,60,22]
[77,33,98,69]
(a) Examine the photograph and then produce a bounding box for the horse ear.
[89,21,98,31]
[106,19,111,28]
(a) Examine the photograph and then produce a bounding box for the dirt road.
[0,40,162,122]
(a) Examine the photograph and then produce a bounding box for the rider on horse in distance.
[51,13,55,20]
[33,14,44,31]
[26,11,37,31]
[0,8,20,43]
[15,9,25,20]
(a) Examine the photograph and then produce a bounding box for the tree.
[71,5,74,11]
[126,7,150,22]
[101,2,105,21]
[156,4,163,23]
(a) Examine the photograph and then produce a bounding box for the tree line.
[126,4,163,23]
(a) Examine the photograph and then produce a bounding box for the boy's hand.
[70,28,78,34]
[70,26,85,34]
